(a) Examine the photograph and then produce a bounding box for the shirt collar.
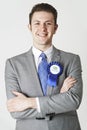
[32,45,53,58]
[32,46,41,58]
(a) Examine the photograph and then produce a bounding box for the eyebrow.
[32,20,54,23]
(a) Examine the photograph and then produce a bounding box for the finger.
[65,76,76,81]
[7,101,13,112]
[7,105,16,112]
[68,79,77,85]
[12,91,22,96]
[66,80,77,89]
[65,78,77,83]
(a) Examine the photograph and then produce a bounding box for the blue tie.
[38,53,48,95]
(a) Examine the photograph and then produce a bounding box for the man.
[5,3,83,130]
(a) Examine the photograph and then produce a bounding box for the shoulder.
[60,49,79,58]
[60,50,81,66]
[7,48,32,62]
[5,48,33,67]
[54,46,80,59]
[53,46,81,64]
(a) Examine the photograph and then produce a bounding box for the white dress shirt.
[32,45,53,112]
[32,45,53,69]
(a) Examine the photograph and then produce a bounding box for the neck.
[33,44,52,52]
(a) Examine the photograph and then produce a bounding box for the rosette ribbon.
[47,61,63,87]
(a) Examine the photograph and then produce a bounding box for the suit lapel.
[47,46,61,95]
[27,48,43,96]
[51,46,60,62]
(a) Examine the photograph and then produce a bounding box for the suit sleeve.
[39,55,83,116]
[5,59,40,119]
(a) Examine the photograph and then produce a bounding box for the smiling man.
[5,3,83,130]
[29,11,58,51]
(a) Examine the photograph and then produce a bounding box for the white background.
[0,0,87,130]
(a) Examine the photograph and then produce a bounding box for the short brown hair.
[29,3,58,25]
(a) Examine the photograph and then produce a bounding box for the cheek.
[31,29,36,35]
[32,27,39,33]
[52,28,57,34]
[54,26,58,33]
[50,29,56,35]
[49,27,56,33]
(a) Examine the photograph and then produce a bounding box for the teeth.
[38,34,47,37]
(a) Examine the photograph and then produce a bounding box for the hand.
[60,76,77,93]
[7,91,37,112]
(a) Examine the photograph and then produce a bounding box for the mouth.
[37,33,48,37]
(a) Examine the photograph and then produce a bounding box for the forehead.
[31,11,54,21]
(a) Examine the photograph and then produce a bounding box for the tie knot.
[40,53,47,60]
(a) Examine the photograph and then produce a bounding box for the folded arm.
[39,55,83,116]
[5,55,83,119]
[5,59,38,119]
[7,76,76,113]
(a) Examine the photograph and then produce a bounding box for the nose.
[40,23,47,31]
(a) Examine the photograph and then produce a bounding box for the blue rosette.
[47,61,63,87]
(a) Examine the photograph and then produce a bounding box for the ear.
[54,24,58,34]
[28,24,32,31]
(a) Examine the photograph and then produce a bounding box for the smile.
[37,33,48,37]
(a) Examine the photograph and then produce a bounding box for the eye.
[46,22,52,25]
[45,22,54,26]
[34,22,40,25]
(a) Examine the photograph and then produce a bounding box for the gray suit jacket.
[5,46,83,130]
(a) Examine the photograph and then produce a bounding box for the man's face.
[29,11,58,50]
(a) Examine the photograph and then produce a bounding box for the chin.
[39,43,48,46]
